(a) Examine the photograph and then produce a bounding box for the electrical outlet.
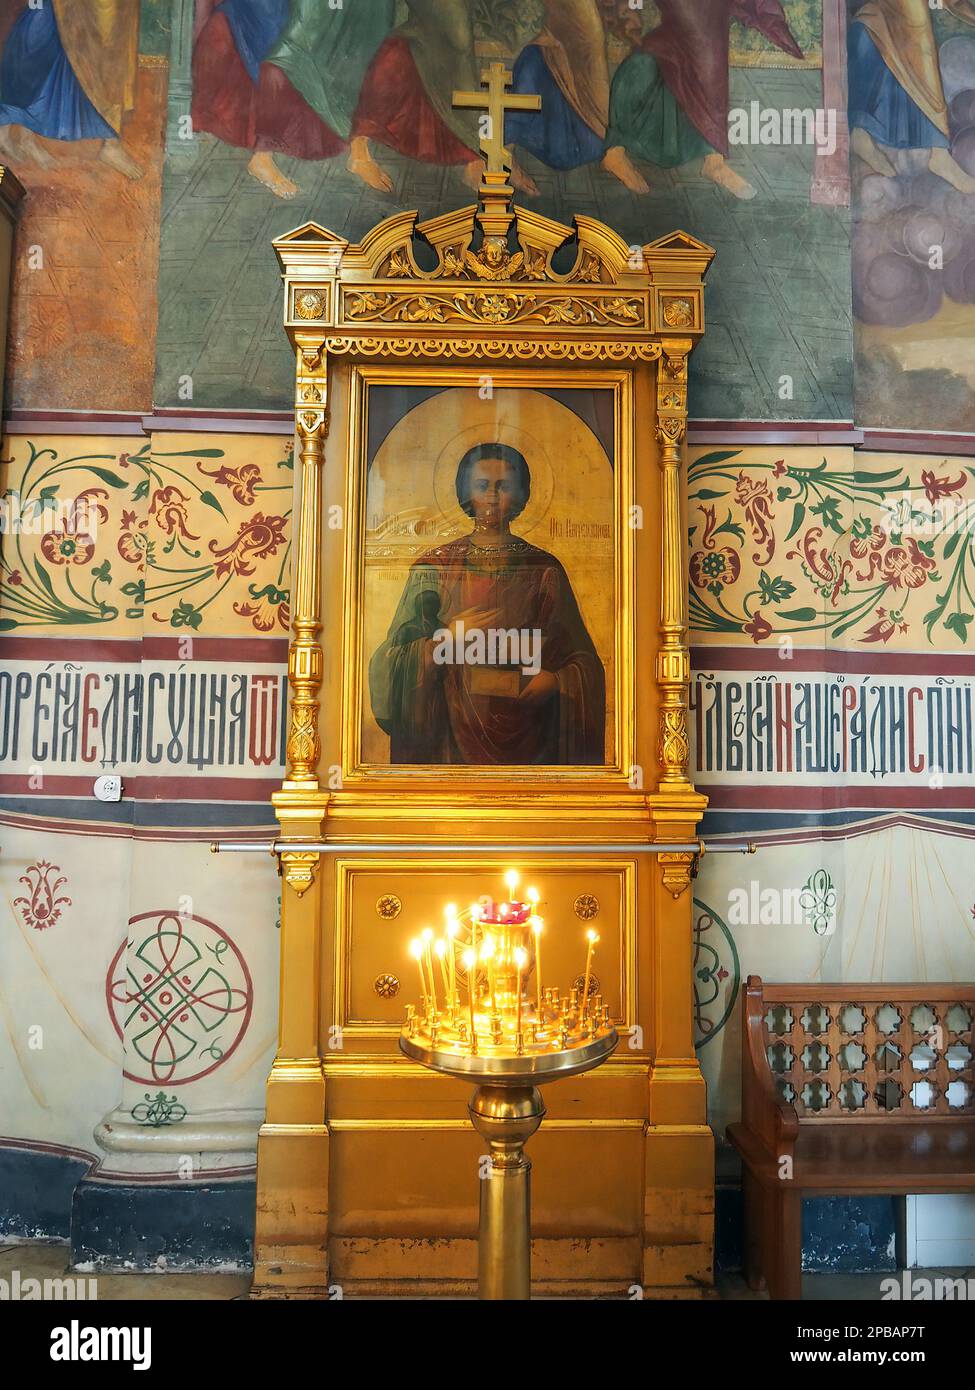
[93,775,123,803]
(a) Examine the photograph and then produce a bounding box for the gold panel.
[332,860,635,1036]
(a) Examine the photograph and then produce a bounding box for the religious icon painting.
[344,368,631,776]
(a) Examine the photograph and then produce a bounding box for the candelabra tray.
[399,1025,618,1084]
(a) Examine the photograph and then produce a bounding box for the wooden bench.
[727,976,975,1299]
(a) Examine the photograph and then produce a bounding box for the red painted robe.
[643,0,804,155]
[369,536,606,766]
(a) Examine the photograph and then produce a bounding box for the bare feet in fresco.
[347,137,393,192]
[462,157,539,197]
[928,146,975,194]
[702,153,756,200]
[0,123,55,168]
[851,127,896,177]
[510,160,539,197]
[602,145,650,193]
[98,139,144,180]
[247,152,298,199]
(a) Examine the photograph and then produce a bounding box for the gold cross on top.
[453,62,541,178]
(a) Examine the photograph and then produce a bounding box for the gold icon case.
[254,167,715,1298]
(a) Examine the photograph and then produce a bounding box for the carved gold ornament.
[659,851,695,900]
[465,237,524,280]
[573,893,600,921]
[660,708,690,778]
[294,289,326,320]
[280,850,319,897]
[344,289,645,331]
[376,894,402,920]
[573,973,601,998]
[321,336,662,363]
[386,248,413,278]
[662,297,694,328]
[374,973,401,999]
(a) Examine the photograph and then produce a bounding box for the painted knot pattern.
[132,1091,188,1127]
[693,897,741,1049]
[107,911,253,1086]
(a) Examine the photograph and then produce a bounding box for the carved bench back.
[752,981,975,1122]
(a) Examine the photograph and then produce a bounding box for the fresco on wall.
[0,0,169,411]
[0,432,294,636]
[3,434,973,1245]
[156,0,852,420]
[687,444,975,651]
[851,0,975,429]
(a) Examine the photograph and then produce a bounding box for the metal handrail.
[210,839,756,856]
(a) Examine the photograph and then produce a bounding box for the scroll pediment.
[276,204,655,289]
[274,194,712,348]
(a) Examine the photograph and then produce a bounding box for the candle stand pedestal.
[400,1026,618,1299]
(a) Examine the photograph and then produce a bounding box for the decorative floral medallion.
[573,893,600,921]
[294,289,326,320]
[374,973,401,999]
[107,911,253,1086]
[376,894,402,920]
[662,296,695,328]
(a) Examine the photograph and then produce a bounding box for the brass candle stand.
[398,876,619,1299]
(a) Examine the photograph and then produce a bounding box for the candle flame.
[527,886,539,904]
[434,938,447,959]
[462,949,476,971]
[505,869,519,893]
[513,947,527,969]
[531,916,543,934]
[586,929,599,944]
[421,926,434,943]
[409,939,423,960]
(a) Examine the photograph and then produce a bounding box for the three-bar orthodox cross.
[452,62,540,237]
[452,61,540,177]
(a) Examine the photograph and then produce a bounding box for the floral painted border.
[688,449,975,647]
[0,438,294,634]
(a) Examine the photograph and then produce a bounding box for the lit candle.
[469,902,480,959]
[445,915,459,1004]
[409,938,429,1013]
[531,915,543,1020]
[462,947,477,1045]
[421,927,437,1013]
[505,869,519,897]
[514,946,527,1040]
[582,929,599,1023]
[481,936,497,1014]
[434,938,450,998]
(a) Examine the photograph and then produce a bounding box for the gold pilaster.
[285,336,328,791]
[655,337,692,790]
